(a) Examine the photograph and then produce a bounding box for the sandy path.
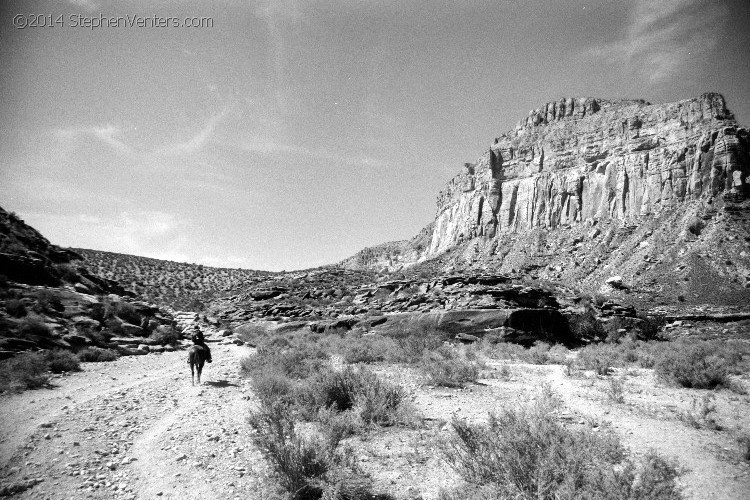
[0,343,276,500]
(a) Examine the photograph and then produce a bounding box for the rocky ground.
[2,335,750,499]
[0,341,279,500]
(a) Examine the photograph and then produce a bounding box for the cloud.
[156,110,229,156]
[225,135,389,168]
[54,124,137,158]
[591,0,728,84]
[23,210,194,263]
[253,0,304,108]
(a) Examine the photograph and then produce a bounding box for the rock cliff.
[344,93,750,305]
[428,93,747,255]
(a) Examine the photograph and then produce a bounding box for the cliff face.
[427,93,748,257]
[344,93,750,305]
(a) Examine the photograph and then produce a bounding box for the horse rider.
[191,327,212,363]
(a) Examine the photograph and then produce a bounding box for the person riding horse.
[191,328,212,363]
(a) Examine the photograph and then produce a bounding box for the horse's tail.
[188,346,196,365]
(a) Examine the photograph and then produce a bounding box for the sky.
[1,0,749,271]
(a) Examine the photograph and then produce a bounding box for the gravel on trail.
[0,343,277,500]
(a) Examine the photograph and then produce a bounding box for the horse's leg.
[197,363,202,385]
[190,360,195,386]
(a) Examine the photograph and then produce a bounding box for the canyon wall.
[425,93,749,257]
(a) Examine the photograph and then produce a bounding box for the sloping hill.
[74,248,271,311]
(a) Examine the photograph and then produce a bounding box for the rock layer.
[426,93,748,257]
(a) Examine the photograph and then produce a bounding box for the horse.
[188,344,209,385]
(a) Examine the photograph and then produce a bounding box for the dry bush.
[440,387,681,500]
[339,334,399,364]
[606,377,626,404]
[106,301,141,325]
[0,352,50,392]
[149,325,179,346]
[654,339,744,389]
[297,365,409,427]
[33,290,64,314]
[421,348,479,388]
[249,399,390,500]
[679,394,721,430]
[242,344,329,381]
[4,299,27,318]
[43,349,81,373]
[567,310,606,342]
[77,347,119,362]
[17,315,52,339]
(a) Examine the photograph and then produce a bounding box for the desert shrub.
[235,322,275,345]
[17,315,52,338]
[441,388,680,500]
[384,325,443,363]
[251,369,296,408]
[80,327,109,346]
[487,342,527,361]
[525,342,552,364]
[606,377,626,404]
[248,402,381,500]
[546,344,569,364]
[54,263,79,283]
[243,344,329,380]
[77,347,119,362]
[5,299,27,318]
[340,334,397,364]
[104,300,141,325]
[421,349,479,388]
[0,352,50,392]
[33,290,64,314]
[567,310,606,342]
[654,339,740,389]
[636,314,666,340]
[249,402,336,500]
[576,343,620,375]
[316,407,362,447]
[149,325,179,345]
[43,349,81,373]
[297,366,408,427]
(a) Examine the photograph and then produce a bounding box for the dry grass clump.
[244,341,403,499]
[653,339,745,389]
[42,349,81,373]
[484,341,569,365]
[297,366,409,427]
[440,386,681,500]
[0,352,50,392]
[77,347,120,362]
[148,325,180,346]
[420,347,479,388]
[16,315,53,339]
[248,402,390,500]
[339,334,400,364]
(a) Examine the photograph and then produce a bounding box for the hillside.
[73,249,271,311]
[344,93,750,308]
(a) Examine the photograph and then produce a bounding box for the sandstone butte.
[344,93,750,304]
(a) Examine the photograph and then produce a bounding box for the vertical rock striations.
[426,93,748,257]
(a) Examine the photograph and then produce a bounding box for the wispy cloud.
[156,110,229,156]
[24,210,194,263]
[253,0,304,109]
[226,135,390,168]
[592,0,728,84]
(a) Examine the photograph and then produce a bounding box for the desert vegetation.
[236,319,722,499]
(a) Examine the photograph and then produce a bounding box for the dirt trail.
[0,343,276,500]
